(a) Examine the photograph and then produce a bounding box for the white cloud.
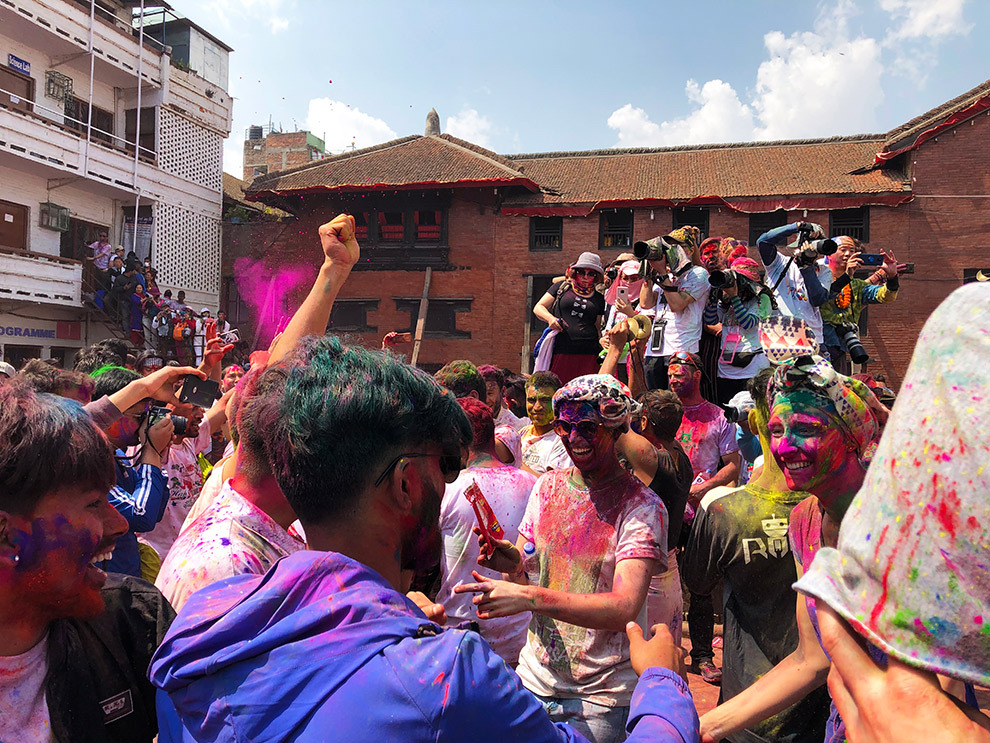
[269,15,289,33]
[305,98,397,154]
[445,108,495,148]
[193,0,293,34]
[605,0,885,147]
[881,0,971,42]
[608,80,755,147]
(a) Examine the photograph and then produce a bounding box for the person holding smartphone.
[600,260,644,385]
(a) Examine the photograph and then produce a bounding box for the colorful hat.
[795,284,990,685]
[552,374,641,432]
[569,252,604,275]
[730,256,762,283]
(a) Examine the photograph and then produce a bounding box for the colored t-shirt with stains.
[676,400,739,478]
[0,634,51,743]
[520,425,572,474]
[495,424,523,468]
[137,418,213,559]
[156,480,305,611]
[684,486,829,743]
[437,464,537,663]
[515,468,667,706]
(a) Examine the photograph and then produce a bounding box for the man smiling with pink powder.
[457,374,669,743]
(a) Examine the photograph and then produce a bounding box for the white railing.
[0,249,82,307]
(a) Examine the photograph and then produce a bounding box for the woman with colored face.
[533,252,608,384]
[701,355,887,743]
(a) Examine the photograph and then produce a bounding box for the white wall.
[0,168,117,256]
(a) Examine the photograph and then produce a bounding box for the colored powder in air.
[232,256,313,347]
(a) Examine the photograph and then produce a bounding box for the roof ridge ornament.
[426,108,441,136]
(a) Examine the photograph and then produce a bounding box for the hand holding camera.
[145,412,176,450]
[797,222,826,240]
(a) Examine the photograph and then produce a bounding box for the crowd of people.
[85,232,233,366]
[0,214,986,743]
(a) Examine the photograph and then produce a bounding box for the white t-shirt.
[137,417,213,559]
[0,634,52,743]
[763,252,832,344]
[644,266,710,357]
[520,426,572,474]
[494,405,528,431]
[516,469,666,706]
[495,424,523,467]
[436,464,537,663]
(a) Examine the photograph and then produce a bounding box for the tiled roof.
[504,136,907,208]
[246,134,538,196]
[223,172,289,217]
[883,79,990,151]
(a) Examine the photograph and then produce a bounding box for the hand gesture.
[615,294,636,317]
[548,317,564,332]
[453,571,532,619]
[200,336,234,377]
[318,214,360,269]
[798,222,825,240]
[819,603,990,743]
[607,319,629,346]
[627,622,687,680]
[472,526,522,574]
[406,591,447,626]
[846,254,864,277]
[140,366,206,405]
[882,249,898,278]
[143,413,175,453]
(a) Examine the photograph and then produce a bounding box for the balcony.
[0,97,222,206]
[0,248,82,307]
[0,0,166,90]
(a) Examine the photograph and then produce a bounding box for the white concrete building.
[0,0,231,367]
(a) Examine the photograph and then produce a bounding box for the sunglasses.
[373,452,462,488]
[553,419,601,440]
[667,351,701,370]
[572,268,599,278]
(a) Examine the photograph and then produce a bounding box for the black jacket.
[45,575,175,743]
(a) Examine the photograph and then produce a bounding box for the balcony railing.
[0,248,82,307]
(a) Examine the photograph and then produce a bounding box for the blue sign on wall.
[7,54,30,75]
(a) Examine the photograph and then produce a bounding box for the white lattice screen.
[158,108,223,191]
[153,203,221,294]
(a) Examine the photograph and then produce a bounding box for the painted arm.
[756,223,801,266]
[615,429,660,487]
[454,546,656,632]
[639,280,658,312]
[664,285,695,314]
[626,338,648,401]
[699,564,830,743]
[267,214,360,366]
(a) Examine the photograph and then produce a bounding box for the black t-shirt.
[647,446,693,546]
[549,281,606,355]
[683,485,830,743]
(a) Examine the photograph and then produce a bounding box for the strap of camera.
[770,231,809,295]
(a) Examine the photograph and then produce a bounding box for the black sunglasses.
[572,268,599,278]
[553,419,601,440]
[373,452,462,488]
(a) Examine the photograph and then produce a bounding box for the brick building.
[243,127,325,181]
[232,80,990,384]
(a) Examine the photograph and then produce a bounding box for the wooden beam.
[522,274,533,374]
[410,267,432,366]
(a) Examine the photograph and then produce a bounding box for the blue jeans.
[533,695,630,743]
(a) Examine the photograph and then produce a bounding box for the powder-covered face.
[831,240,860,274]
[6,486,128,621]
[556,401,614,475]
[399,449,446,575]
[570,268,599,293]
[667,363,700,399]
[526,384,556,427]
[484,380,502,412]
[768,389,858,500]
[105,400,148,449]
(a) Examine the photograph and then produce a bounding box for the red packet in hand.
[464,481,504,558]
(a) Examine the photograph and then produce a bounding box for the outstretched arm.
[268,214,360,365]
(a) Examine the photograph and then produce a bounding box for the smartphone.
[859,253,884,266]
[616,285,629,303]
[219,328,240,344]
[178,376,221,408]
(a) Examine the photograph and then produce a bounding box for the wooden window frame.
[829,207,870,243]
[599,208,634,251]
[530,216,563,252]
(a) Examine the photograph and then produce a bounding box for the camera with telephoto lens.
[839,323,869,365]
[708,269,737,290]
[721,404,747,423]
[148,405,187,436]
[633,239,666,262]
[795,238,837,268]
[605,265,619,282]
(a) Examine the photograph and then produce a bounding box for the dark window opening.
[830,207,870,242]
[395,298,472,339]
[327,299,378,333]
[125,107,156,161]
[749,209,789,247]
[415,210,442,243]
[672,207,709,238]
[224,278,251,325]
[378,211,405,242]
[64,97,114,146]
[529,275,557,334]
[530,216,563,251]
[599,209,633,250]
[353,212,369,241]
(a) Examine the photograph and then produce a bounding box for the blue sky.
[164,0,989,177]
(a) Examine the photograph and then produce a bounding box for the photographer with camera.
[820,236,899,373]
[756,222,832,344]
[637,228,711,391]
[88,365,176,579]
[704,257,776,403]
